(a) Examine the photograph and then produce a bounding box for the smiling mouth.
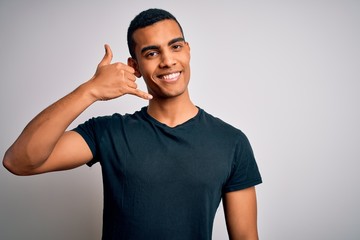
[159,72,181,82]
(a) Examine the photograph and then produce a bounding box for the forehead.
[132,19,183,49]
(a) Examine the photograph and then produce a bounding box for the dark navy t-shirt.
[73,107,262,240]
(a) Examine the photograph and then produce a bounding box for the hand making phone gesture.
[3,45,151,175]
[88,44,152,101]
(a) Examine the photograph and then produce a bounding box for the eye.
[172,44,183,51]
[145,51,158,58]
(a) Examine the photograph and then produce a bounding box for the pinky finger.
[131,88,153,100]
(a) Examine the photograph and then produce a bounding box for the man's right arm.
[3,44,152,175]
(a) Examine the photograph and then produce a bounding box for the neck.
[147,90,198,127]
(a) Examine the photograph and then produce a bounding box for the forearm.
[3,44,150,175]
[3,83,95,175]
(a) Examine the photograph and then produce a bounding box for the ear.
[185,41,191,51]
[127,57,142,78]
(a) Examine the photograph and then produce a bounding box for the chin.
[158,89,188,99]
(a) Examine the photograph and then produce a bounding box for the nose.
[159,50,176,68]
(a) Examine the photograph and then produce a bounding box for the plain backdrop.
[1,0,359,239]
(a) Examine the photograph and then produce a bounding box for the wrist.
[77,79,100,104]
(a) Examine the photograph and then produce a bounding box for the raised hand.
[87,44,152,101]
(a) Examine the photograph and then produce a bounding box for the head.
[127,8,185,60]
[126,9,191,100]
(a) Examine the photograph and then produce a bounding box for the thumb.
[98,44,113,67]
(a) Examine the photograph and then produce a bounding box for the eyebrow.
[140,37,185,54]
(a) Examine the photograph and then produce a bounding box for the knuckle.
[115,62,123,69]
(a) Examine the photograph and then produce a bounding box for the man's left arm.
[223,186,259,240]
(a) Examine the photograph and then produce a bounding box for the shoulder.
[199,108,247,140]
[73,109,146,137]
[82,108,145,126]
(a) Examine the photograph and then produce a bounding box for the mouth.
[158,72,181,82]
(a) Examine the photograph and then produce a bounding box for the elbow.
[3,157,23,176]
[2,149,36,176]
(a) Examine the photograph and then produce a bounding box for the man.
[3,8,262,240]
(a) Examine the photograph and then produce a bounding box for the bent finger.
[125,72,136,81]
[114,62,135,73]
[127,81,137,89]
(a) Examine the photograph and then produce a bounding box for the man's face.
[129,19,191,99]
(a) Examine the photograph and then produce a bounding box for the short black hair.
[127,8,185,59]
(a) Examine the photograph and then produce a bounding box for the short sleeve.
[223,134,262,193]
[72,118,100,167]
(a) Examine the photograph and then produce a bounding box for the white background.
[1,0,359,239]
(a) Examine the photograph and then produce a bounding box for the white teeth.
[162,72,180,80]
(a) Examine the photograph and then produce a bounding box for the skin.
[128,19,198,127]
[223,187,259,240]
[2,19,259,240]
